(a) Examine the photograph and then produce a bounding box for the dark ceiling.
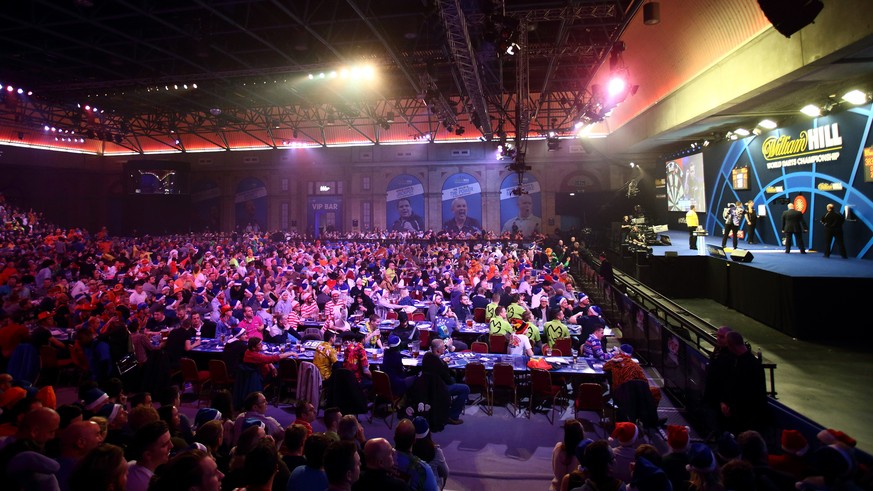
[0,0,641,153]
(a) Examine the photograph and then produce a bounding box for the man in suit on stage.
[781,203,807,254]
[820,203,847,258]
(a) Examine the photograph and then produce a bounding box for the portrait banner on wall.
[441,173,482,234]
[234,177,267,233]
[307,196,344,236]
[191,180,220,232]
[499,174,542,237]
[386,174,426,233]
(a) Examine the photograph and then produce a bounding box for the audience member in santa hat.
[661,425,691,491]
[686,443,720,490]
[817,429,857,449]
[610,421,643,483]
[628,456,674,491]
[768,429,814,481]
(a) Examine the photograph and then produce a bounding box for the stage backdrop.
[666,103,873,259]
[441,173,482,233]
[386,174,425,233]
[499,173,542,237]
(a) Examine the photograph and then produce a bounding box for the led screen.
[665,153,706,212]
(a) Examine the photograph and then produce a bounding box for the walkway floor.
[673,298,873,452]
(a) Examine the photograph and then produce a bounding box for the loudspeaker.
[643,2,660,25]
[730,249,754,263]
[352,219,359,227]
[659,234,671,245]
[707,245,727,259]
[757,0,824,38]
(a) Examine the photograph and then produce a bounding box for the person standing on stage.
[721,201,744,250]
[820,203,847,258]
[744,200,758,244]
[781,203,807,254]
[686,205,700,250]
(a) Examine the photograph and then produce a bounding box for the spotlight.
[455,126,465,136]
[607,76,627,98]
[547,137,560,151]
[758,119,778,129]
[386,111,395,123]
[842,89,869,105]
[733,128,750,137]
[800,104,821,117]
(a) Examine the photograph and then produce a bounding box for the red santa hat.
[817,429,856,448]
[781,429,809,456]
[667,425,690,452]
[610,422,639,447]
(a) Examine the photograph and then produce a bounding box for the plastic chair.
[553,338,573,357]
[473,308,487,324]
[529,368,565,424]
[491,362,518,416]
[369,370,402,428]
[489,334,507,354]
[574,382,613,436]
[411,312,426,322]
[471,341,488,353]
[208,359,235,391]
[180,357,212,407]
[273,358,298,407]
[464,362,492,415]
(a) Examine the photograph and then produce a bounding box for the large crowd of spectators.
[1,193,871,491]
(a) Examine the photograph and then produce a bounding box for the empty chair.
[273,357,298,407]
[411,312,426,322]
[473,308,487,324]
[208,359,234,391]
[40,345,79,387]
[464,362,492,416]
[370,370,402,428]
[553,338,573,357]
[471,341,488,353]
[491,362,518,416]
[489,334,507,354]
[419,329,431,348]
[574,382,613,436]
[180,357,211,407]
[529,368,565,424]
[386,310,398,320]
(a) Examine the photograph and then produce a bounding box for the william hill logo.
[761,123,842,161]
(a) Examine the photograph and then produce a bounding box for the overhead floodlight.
[842,89,869,105]
[505,42,520,55]
[733,128,750,136]
[758,119,778,129]
[607,76,627,98]
[800,104,821,117]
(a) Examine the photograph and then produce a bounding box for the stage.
[611,229,873,342]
